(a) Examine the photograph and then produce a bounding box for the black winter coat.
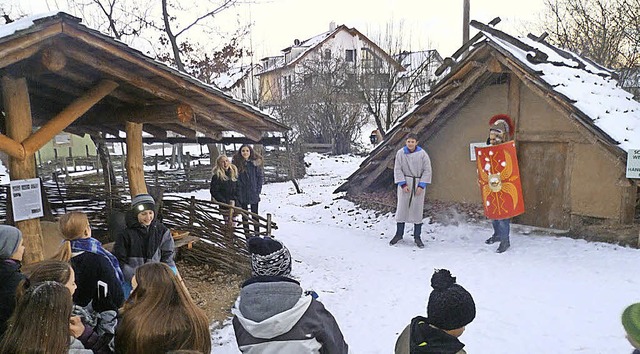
[70,252,125,312]
[236,160,264,206]
[0,259,25,337]
[210,168,238,205]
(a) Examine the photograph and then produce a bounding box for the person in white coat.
[390,133,432,248]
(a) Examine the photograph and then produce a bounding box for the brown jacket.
[394,324,467,354]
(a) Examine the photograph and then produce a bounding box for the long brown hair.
[115,263,211,354]
[53,212,90,261]
[232,144,263,173]
[0,281,73,354]
[212,154,238,182]
[17,260,73,299]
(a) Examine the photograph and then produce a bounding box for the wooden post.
[1,75,44,264]
[125,121,147,196]
[189,196,196,227]
[266,213,272,237]
[227,207,235,239]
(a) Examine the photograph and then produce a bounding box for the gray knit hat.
[131,194,155,215]
[0,225,23,259]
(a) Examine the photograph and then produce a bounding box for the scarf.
[71,237,125,287]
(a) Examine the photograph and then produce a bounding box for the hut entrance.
[516,142,570,229]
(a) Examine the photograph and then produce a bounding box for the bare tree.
[363,22,441,135]
[539,0,640,69]
[275,58,369,155]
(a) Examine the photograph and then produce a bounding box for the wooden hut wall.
[425,82,508,204]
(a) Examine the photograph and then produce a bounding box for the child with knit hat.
[622,303,640,354]
[233,236,348,353]
[395,269,476,354]
[113,194,177,296]
[0,225,26,337]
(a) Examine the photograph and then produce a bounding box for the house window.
[345,49,356,62]
[324,49,331,60]
[304,74,313,86]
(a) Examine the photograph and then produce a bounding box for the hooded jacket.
[232,276,348,354]
[395,316,466,354]
[112,211,175,283]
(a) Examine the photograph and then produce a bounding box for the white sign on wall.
[627,149,640,178]
[10,178,44,222]
[469,142,489,161]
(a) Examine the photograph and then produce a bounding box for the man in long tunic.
[389,133,432,248]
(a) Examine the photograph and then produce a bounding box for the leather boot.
[496,239,510,253]
[389,222,405,245]
[413,223,424,248]
[485,235,500,244]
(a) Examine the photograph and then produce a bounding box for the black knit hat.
[247,236,292,277]
[427,269,476,330]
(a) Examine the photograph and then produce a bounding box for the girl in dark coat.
[211,154,239,226]
[210,155,239,205]
[232,144,264,235]
[0,225,25,338]
[54,211,125,312]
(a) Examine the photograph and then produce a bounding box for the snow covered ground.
[192,152,640,354]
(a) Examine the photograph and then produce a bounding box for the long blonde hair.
[115,263,211,353]
[212,155,238,182]
[52,212,89,261]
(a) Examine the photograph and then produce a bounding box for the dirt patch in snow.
[177,261,246,328]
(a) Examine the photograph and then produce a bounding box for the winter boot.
[496,239,510,253]
[485,235,500,244]
[389,222,405,245]
[413,223,424,248]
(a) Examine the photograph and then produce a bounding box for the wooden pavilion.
[0,12,288,263]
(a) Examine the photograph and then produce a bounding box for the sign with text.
[470,142,489,161]
[10,178,44,222]
[627,149,640,178]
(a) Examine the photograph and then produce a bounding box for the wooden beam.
[124,104,194,124]
[103,136,283,145]
[508,73,521,139]
[21,79,118,155]
[61,45,269,140]
[142,124,168,139]
[125,121,147,196]
[62,25,277,125]
[0,23,62,69]
[1,75,44,264]
[161,124,197,139]
[0,133,26,160]
[41,47,67,72]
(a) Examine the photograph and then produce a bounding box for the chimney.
[329,21,336,31]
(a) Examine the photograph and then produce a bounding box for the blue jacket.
[236,160,264,206]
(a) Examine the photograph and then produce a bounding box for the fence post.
[227,206,235,239]
[189,196,196,227]
[266,213,272,237]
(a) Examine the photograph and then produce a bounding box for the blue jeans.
[492,218,510,241]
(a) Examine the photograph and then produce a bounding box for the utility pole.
[463,0,470,44]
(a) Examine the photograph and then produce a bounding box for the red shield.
[475,141,525,219]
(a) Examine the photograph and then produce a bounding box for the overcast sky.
[17,0,548,61]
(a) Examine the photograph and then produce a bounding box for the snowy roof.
[484,31,639,151]
[397,25,640,152]
[258,25,403,75]
[395,50,443,78]
[258,27,338,75]
[0,11,59,39]
[212,64,259,91]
